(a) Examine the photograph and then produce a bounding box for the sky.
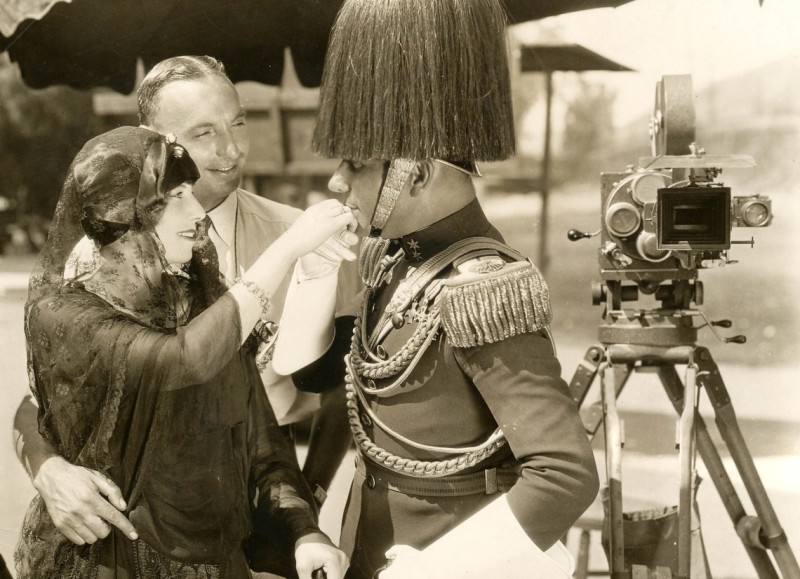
[513,0,800,129]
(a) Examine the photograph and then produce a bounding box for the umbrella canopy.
[520,43,635,73]
[1,0,634,93]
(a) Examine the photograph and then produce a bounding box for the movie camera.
[569,74,772,344]
[565,76,799,579]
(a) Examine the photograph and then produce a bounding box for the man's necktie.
[193,216,228,302]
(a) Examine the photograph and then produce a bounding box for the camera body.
[599,165,771,284]
[595,74,772,292]
[575,75,774,344]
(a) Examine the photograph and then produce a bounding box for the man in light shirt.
[13,56,355,556]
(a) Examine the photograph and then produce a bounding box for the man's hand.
[295,532,349,579]
[33,456,137,545]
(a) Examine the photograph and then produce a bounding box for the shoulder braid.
[440,258,552,348]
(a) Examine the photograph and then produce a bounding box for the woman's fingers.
[287,200,360,259]
[316,238,357,263]
[308,203,358,244]
[337,229,359,246]
[326,205,357,233]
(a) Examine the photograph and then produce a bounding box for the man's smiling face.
[147,76,249,210]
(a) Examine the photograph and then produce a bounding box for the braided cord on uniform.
[345,356,507,478]
[350,307,441,381]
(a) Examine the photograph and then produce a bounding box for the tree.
[557,77,616,183]
[0,58,96,223]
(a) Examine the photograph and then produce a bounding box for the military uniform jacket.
[298,199,598,579]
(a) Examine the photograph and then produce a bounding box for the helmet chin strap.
[368,158,416,237]
[359,158,416,286]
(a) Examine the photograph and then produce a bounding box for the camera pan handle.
[567,228,600,241]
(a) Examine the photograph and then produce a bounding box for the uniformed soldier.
[273,0,600,577]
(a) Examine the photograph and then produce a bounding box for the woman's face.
[154,183,205,265]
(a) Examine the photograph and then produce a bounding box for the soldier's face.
[327,160,388,234]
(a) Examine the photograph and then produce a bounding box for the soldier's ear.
[409,160,434,196]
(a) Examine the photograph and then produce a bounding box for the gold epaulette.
[440,257,552,348]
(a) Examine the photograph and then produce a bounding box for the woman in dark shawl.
[15,126,355,579]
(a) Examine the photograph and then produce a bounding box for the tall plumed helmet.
[312,0,515,163]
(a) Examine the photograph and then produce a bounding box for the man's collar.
[398,198,492,262]
[206,191,239,246]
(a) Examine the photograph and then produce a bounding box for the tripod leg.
[602,360,626,576]
[676,362,699,578]
[568,345,605,407]
[570,346,633,440]
[696,348,800,579]
[658,365,782,578]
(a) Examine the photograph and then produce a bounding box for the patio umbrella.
[0,0,635,92]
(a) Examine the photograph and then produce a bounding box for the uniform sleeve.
[291,315,355,393]
[452,331,599,549]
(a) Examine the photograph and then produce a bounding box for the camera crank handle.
[568,228,600,242]
[699,312,746,344]
[711,319,747,342]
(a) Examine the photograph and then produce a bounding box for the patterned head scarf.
[27,126,204,329]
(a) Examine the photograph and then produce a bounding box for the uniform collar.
[206,190,239,247]
[398,198,492,262]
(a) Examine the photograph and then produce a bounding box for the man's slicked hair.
[137,56,232,126]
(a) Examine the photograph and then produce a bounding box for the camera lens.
[631,173,668,205]
[636,231,670,262]
[605,202,641,237]
[741,200,771,227]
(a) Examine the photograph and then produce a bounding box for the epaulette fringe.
[440,261,552,348]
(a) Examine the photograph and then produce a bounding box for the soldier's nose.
[328,170,351,194]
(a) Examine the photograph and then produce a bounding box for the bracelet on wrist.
[235,278,271,316]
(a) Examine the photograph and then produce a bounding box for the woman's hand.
[235,199,358,340]
[281,199,358,262]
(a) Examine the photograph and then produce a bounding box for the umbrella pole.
[538,70,553,273]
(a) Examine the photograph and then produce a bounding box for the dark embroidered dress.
[15,127,318,579]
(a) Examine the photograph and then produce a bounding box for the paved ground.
[1,209,798,578]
